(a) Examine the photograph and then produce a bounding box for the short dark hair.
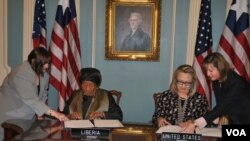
[79,68,102,86]
[28,47,51,76]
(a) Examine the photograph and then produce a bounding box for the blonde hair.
[169,64,197,96]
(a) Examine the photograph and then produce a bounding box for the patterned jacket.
[152,90,209,125]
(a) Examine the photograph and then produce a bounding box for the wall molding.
[92,0,97,67]
[23,0,34,61]
[169,0,177,83]
[226,0,233,18]
[76,0,80,30]
[0,0,10,85]
[186,0,201,65]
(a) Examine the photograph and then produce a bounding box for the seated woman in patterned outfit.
[152,64,209,128]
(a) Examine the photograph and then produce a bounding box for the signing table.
[2,119,221,141]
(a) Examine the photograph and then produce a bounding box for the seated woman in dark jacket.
[63,68,123,121]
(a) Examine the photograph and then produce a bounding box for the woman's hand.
[37,115,45,120]
[157,117,170,127]
[68,112,81,120]
[180,121,196,133]
[88,111,105,120]
[179,120,192,127]
[54,112,69,121]
[48,109,69,121]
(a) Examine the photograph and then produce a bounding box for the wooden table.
[2,119,221,141]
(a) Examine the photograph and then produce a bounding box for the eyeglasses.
[176,80,192,87]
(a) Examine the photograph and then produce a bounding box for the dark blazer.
[204,70,250,124]
[120,27,151,51]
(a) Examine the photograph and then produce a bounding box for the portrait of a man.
[115,6,152,52]
[120,12,151,51]
[105,0,161,61]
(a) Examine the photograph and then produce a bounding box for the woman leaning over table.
[152,64,209,128]
[181,52,250,133]
[0,47,68,140]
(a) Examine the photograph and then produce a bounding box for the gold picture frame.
[105,0,161,61]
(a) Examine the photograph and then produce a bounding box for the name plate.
[71,128,110,138]
[161,132,201,141]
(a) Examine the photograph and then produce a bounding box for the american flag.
[193,0,212,107]
[218,0,250,82]
[32,0,47,48]
[49,0,81,111]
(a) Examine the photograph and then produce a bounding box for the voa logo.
[226,129,246,136]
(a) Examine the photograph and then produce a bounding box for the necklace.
[177,97,188,124]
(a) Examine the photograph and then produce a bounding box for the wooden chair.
[150,92,163,124]
[153,92,163,107]
[109,90,122,105]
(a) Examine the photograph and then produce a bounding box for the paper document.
[156,125,221,137]
[64,120,94,128]
[94,119,124,128]
[156,125,182,133]
[196,127,221,137]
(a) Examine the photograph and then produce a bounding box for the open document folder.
[156,125,221,137]
[64,119,124,128]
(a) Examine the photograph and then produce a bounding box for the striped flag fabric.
[32,0,47,48]
[193,0,213,107]
[218,0,250,82]
[49,0,81,111]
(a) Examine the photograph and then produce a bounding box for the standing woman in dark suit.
[181,52,250,133]
[0,47,68,140]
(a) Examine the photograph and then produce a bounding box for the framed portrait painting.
[105,0,161,61]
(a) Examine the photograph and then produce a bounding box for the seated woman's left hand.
[89,111,105,120]
[68,112,81,120]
